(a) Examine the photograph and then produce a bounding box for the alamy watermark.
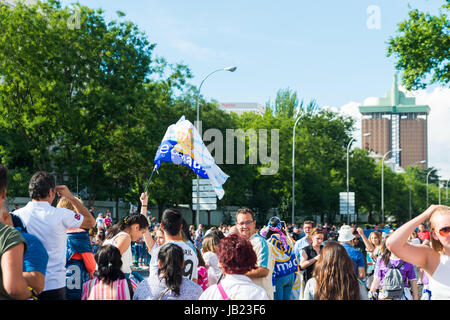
[196,121,279,176]
[366,5,381,30]
[66,5,81,30]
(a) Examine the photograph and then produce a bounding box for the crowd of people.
[1,164,450,300]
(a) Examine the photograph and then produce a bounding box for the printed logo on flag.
[154,116,229,199]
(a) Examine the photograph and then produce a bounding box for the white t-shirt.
[203,251,222,285]
[96,216,104,228]
[149,240,199,281]
[15,201,84,291]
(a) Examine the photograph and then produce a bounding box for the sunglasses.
[438,226,450,237]
[237,220,254,227]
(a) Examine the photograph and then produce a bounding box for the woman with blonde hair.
[386,205,450,299]
[302,240,368,300]
[365,231,383,289]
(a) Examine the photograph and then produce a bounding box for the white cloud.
[330,87,450,179]
[152,15,232,63]
[409,87,450,180]
[169,39,230,62]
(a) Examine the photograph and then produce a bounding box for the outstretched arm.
[386,205,445,273]
[357,227,374,252]
[140,192,155,252]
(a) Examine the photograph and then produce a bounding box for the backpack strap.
[217,283,231,300]
[387,261,405,269]
[157,288,171,300]
[126,278,134,299]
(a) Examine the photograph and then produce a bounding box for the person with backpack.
[369,238,418,300]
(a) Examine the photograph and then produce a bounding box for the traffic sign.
[192,179,213,185]
[191,198,217,204]
[192,204,217,211]
[193,179,217,210]
[192,185,215,192]
[339,192,355,215]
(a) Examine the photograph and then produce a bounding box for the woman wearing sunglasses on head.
[386,205,450,300]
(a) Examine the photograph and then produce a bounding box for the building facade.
[359,75,430,170]
[219,102,266,116]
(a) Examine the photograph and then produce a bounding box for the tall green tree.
[0,1,154,205]
[387,0,450,90]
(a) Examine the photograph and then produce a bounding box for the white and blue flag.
[154,116,229,200]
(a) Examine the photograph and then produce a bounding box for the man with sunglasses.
[235,208,274,299]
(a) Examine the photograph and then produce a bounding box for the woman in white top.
[386,205,450,299]
[103,213,149,277]
[199,234,269,300]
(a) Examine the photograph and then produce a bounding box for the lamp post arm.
[292,114,302,226]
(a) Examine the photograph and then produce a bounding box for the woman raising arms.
[386,205,450,299]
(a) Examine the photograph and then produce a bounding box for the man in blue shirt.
[293,220,315,264]
[338,225,365,280]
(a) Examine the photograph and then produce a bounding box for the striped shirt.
[81,278,137,300]
[250,233,274,300]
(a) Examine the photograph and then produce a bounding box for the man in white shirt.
[15,171,95,300]
[148,208,198,283]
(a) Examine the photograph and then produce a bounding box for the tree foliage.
[387,0,450,90]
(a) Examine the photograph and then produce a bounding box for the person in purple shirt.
[369,239,419,300]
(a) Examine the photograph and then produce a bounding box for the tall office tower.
[359,75,430,170]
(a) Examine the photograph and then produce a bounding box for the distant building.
[219,103,266,116]
[359,75,430,171]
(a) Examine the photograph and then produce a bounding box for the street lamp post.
[195,66,236,226]
[346,133,371,225]
[292,114,302,226]
[426,168,437,208]
[381,149,401,226]
[446,180,449,205]
[408,160,426,220]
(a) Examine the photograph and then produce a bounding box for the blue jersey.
[20,229,49,275]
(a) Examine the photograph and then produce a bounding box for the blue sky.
[59,0,442,107]
[59,0,449,179]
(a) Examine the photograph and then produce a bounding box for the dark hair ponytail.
[94,245,125,284]
[157,243,184,296]
[105,213,149,240]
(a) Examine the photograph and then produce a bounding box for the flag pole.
[144,165,157,193]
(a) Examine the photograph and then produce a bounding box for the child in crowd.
[201,234,222,285]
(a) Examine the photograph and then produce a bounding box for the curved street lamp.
[408,160,426,220]
[346,133,371,224]
[446,180,449,206]
[292,113,302,226]
[194,66,237,226]
[381,149,402,226]
[426,168,437,208]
